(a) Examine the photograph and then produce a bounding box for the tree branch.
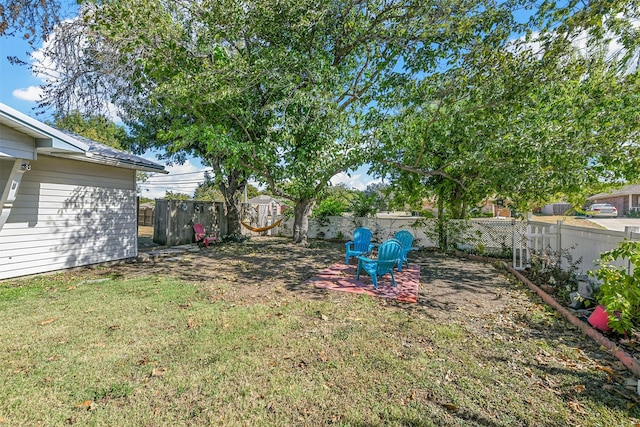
[381,159,466,188]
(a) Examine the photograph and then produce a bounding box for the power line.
[138,181,202,186]
[145,168,213,178]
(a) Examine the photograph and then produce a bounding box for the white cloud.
[12,86,43,102]
[330,171,381,191]
[138,159,210,199]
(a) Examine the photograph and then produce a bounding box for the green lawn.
[1,253,638,426]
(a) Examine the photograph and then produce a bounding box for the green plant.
[313,198,347,226]
[524,245,582,302]
[415,217,472,252]
[350,193,378,218]
[589,240,640,334]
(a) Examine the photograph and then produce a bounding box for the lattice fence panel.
[451,219,525,253]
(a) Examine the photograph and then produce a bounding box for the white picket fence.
[513,220,640,275]
[274,214,640,277]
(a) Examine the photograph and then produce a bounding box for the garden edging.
[453,251,640,377]
[503,261,640,378]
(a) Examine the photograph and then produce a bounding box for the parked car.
[584,203,618,218]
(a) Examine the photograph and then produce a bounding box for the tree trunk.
[224,195,243,235]
[292,198,315,246]
[213,165,246,236]
[436,190,447,251]
[451,184,465,219]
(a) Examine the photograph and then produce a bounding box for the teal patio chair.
[356,239,402,289]
[393,230,418,271]
[345,227,374,265]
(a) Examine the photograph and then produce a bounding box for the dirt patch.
[119,237,513,319]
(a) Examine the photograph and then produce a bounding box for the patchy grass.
[1,241,639,426]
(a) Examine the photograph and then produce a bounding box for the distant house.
[0,103,166,280]
[587,184,640,216]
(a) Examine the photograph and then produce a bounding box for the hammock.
[240,218,283,233]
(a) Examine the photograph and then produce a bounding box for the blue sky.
[0,30,378,199]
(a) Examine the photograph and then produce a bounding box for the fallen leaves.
[74,400,94,411]
[187,318,197,330]
[151,367,167,377]
[566,400,587,414]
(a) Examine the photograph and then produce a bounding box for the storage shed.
[0,103,166,280]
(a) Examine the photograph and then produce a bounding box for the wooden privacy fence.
[153,200,226,246]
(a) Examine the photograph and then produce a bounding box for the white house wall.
[0,124,36,160]
[0,155,137,279]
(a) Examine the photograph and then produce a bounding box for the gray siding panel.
[0,125,36,159]
[0,155,137,279]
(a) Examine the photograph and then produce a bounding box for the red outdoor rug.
[303,263,420,303]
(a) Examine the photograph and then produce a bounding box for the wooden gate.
[153,200,226,246]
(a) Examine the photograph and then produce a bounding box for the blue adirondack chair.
[356,239,402,289]
[345,227,374,265]
[393,230,418,271]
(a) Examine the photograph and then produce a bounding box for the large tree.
[0,0,65,41]
[15,0,639,244]
[50,110,127,149]
[370,1,640,219]
[33,0,530,245]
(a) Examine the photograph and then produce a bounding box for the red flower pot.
[588,305,611,332]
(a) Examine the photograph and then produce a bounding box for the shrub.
[314,198,347,226]
[350,193,378,218]
[524,245,582,302]
[589,240,640,334]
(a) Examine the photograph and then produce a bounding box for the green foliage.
[164,191,190,201]
[363,183,391,212]
[138,197,154,205]
[350,193,378,218]
[194,185,224,202]
[313,197,347,226]
[50,111,127,150]
[370,5,640,217]
[525,246,583,304]
[27,0,640,242]
[590,240,640,334]
[419,218,476,252]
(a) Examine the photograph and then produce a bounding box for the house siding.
[0,124,36,160]
[0,155,137,279]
